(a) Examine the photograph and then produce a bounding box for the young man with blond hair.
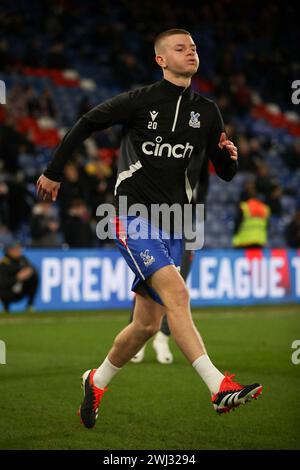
[37,29,262,428]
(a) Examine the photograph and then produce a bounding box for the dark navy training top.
[44,78,237,210]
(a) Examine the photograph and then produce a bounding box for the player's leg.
[129,250,195,364]
[159,249,195,336]
[78,291,164,428]
[153,249,195,363]
[129,295,147,363]
[128,297,135,324]
[148,265,207,362]
[106,290,164,368]
[148,265,263,413]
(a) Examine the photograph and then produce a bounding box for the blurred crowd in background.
[0,0,300,249]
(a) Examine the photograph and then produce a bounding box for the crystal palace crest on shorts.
[140,249,155,267]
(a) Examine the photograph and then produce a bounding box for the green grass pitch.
[0,304,300,450]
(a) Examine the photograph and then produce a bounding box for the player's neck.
[163,72,191,89]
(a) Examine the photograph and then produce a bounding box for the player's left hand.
[218,132,238,161]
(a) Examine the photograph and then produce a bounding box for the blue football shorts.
[110,216,184,305]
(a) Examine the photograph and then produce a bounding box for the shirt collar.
[160,78,192,96]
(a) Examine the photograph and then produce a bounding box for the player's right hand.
[36,174,61,202]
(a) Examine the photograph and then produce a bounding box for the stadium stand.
[0,0,300,248]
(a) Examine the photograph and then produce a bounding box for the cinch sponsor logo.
[142,135,193,159]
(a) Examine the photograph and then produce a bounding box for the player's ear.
[155,55,167,69]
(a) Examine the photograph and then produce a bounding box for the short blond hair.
[154,28,191,54]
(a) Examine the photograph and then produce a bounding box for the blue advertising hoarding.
[4,247,299,311]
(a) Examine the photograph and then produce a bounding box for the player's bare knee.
[165,285,189,311]
[144,323,159,338]
[133,319,159,339]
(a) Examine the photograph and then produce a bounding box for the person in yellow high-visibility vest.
[233,196,270,248]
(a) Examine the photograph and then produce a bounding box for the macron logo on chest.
[148,110,159,130]
[150,110,159,121]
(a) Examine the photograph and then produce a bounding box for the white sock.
[154,331,169,343]
[192,354,224,395]
[93,357,121,389]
